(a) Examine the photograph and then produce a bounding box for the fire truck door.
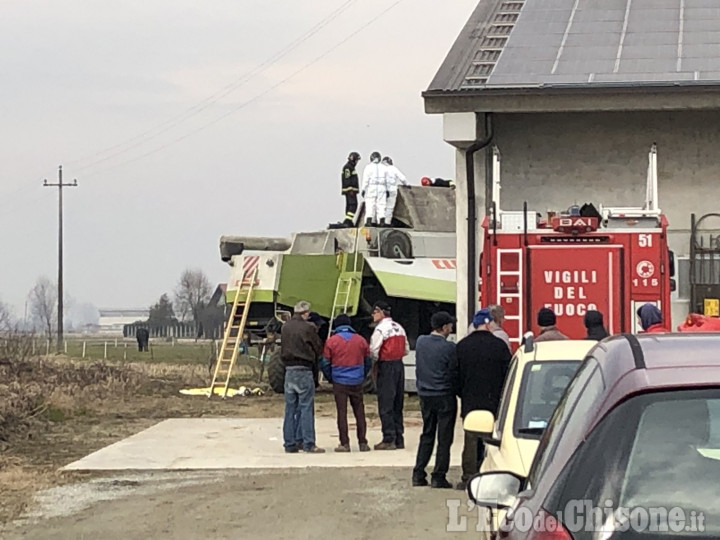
[528,246,623,339]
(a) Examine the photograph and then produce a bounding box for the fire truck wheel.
[267,349,285,394]
[380,230,413,259]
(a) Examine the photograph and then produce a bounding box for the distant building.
[98,308,149,334]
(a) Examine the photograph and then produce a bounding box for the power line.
[81,0,407,178]
[67,0,358,172]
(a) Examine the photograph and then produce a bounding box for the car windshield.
[513,361,581,439]
[617,390,720,535]
[546,388,720,540]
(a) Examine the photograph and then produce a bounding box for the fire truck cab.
[481,144,675,349]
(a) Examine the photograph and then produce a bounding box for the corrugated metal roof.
[427,0,720,93]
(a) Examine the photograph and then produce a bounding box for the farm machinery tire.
[267,349,286,393]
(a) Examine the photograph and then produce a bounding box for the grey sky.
[0,0,476,319]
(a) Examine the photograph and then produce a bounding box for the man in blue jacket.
[412,311,458,489]
[320,314,373,452]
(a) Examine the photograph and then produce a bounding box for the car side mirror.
[463,410,500,446]
[669,250,676,278]
[467,471,523,509]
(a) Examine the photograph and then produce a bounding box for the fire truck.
[480,144,676,349]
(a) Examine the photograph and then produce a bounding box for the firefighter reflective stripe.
[342,186,358,193]
[346,211,355,219]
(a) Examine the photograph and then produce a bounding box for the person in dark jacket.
[455,307,512,490]
[534,307,569,342]
[136,327,149,352]
[341,152,361,226]
[412,311,458,489]
[307,311,326,387]
[320,314,372,453]
[637,303,666,333]
[584,310,609,340]
[281,300,324,453]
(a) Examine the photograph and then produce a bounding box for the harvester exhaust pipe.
[465,113,494,327]
[220,235,292,262]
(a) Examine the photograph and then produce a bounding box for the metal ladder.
[208,266,259,398]
[328,228,363,329]
[496,248,524,346]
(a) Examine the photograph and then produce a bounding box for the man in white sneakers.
[369,300,409,449]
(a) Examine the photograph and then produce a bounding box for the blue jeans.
[283,368,316,450]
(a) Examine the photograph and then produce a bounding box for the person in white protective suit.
[361,151,390,226]
[381,156,409,224]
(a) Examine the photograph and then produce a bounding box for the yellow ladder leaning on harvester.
[329,227,362,328]
[209,266,259,398]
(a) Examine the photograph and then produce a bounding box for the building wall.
[463,110,720,328]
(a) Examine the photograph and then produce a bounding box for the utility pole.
[43,166,77,354]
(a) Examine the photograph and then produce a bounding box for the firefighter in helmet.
[341,152,361,227]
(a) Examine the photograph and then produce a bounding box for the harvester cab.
[482,143,675,350]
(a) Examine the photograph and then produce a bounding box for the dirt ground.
[0,360,480,539]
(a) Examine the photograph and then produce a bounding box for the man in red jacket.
[370,301,410,450]
[320,314,372,452]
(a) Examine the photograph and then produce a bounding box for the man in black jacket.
[281,301,324,453]
[341,152,361,227]
[455,307,511,490]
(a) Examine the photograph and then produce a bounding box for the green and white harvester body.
[219,186,457,393]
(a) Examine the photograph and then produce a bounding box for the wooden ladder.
[208,266,259,398]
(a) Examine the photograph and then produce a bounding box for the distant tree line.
[125,269,225,340]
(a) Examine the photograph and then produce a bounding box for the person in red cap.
[420,177,455,188]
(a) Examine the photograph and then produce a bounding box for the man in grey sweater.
[412,311,458,489]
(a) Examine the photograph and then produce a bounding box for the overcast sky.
[0,0,477,321]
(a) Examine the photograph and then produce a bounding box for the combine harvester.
[213,186,457,395]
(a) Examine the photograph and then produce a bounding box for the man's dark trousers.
[461,429,485,483]
[344,190,358,224]
[376,360,404,445]
[332,382,367,446]
[413,394,457,481]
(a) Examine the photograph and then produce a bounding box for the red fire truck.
[480,144,675,349]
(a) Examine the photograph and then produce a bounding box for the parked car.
[467,333,720,540]
[463,337,596,538]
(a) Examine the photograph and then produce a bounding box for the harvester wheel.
[380,230,412,259]
[267,350,286,393]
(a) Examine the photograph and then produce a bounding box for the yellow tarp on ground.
[179,386,264,397]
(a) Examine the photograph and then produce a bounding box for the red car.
[467,333,720,540]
